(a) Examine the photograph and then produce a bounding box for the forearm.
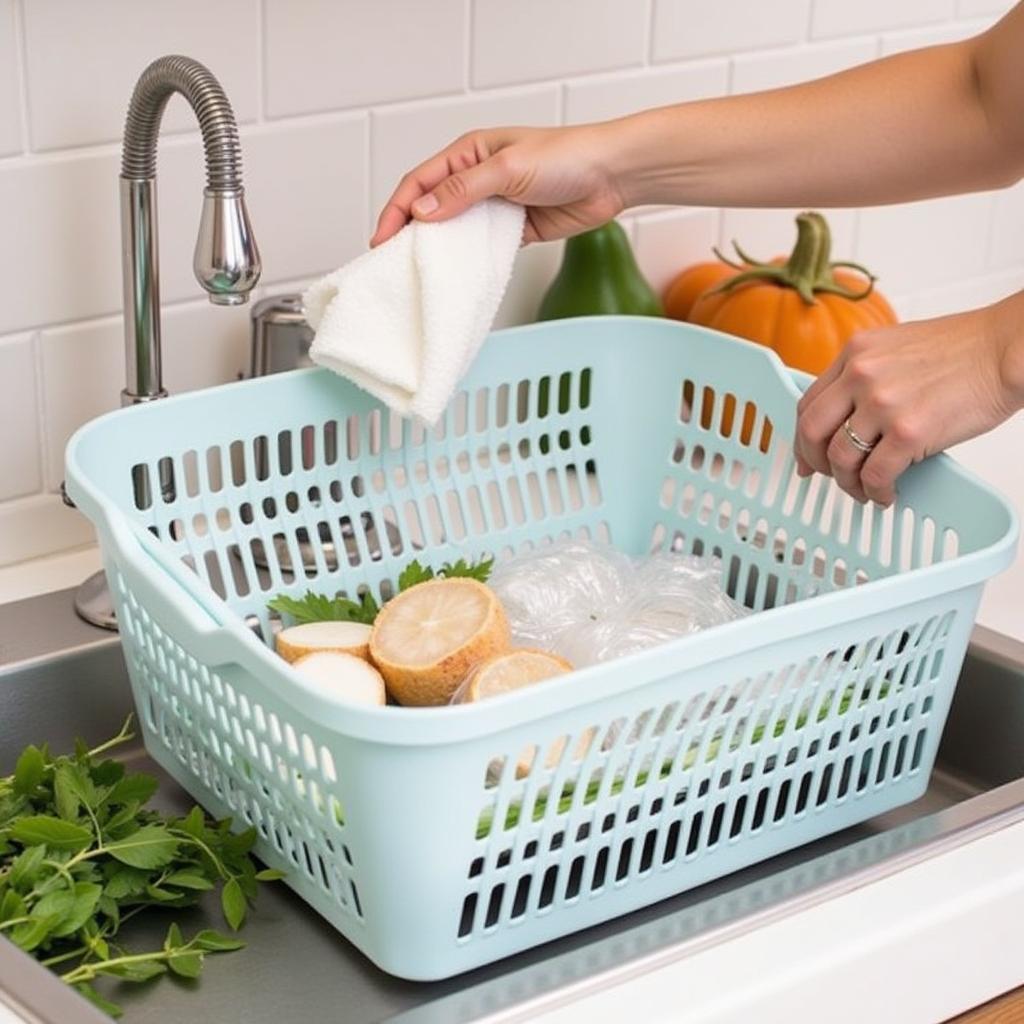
[611,32,1023,210]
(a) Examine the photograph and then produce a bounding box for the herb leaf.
[105,772,159,807]
[76,982,124,1018]
[164,870,214,891]
[439,556,493,583]
[7,844,45,890]
[105,825,179,869]
[194,929,246,952]
[13,745,45,796]
[254,868,286,882]
[221,877,247,930]
[168,952,204,978]
[10,816,92,851]
[268,589,379,626]
[398,559,435,590]
[50,882,103,938]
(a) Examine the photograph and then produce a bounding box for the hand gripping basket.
[66,316,1017,980]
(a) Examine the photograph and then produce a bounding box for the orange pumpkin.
[664,211,897,376]
[664,212,896,445]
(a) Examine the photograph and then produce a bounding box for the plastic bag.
[488,540,633,653]
[489,540,746,669]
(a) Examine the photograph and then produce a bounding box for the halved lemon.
[461,648,572,703]
[369,578,510,706]
[276,621,372,664]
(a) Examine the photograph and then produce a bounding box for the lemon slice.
[462,648,573,703]
[276,621,372,664]
[369,578,510,706]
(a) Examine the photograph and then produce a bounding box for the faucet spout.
[120,55,261,404]
[195,190,260,305]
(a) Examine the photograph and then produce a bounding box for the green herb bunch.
[0,718,284,1017]
[268,555,494,625]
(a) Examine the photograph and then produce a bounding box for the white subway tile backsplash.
[731,39,876,94]
[472,0,645,88]
[161,301,251,396]
[653,0,811,61]
[265,0,465,118]
[0,494,96,567]
[812,0,953,38]
[632,208,720,294]
[956,0,1015,14]
[492,241,563,329]
[856,193,993,294]
[0,1,21,156]
[22,0,259,152]
[241,115,369,285]
[0,333,41,500]
[897,265,1024,320]
[371,88,559,215]
[990,182,1024,270]
[40,317,122,493]
[879,21,981,54]
[0,151,122,334]
[565,61,728,125]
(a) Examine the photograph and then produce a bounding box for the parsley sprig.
[0,717,283,1018]
[269,555,494,626]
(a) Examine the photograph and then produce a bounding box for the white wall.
[0,0,1022,624]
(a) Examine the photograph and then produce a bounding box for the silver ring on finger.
[842,418,877,454]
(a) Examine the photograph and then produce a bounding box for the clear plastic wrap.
[487,541,633,652]
[489,540,746,669]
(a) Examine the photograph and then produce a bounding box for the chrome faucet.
[68,55,261,629]
[120,54,260,403]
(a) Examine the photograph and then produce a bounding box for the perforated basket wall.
[66,316,1016,980]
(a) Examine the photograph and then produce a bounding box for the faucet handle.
[194,188,261,305]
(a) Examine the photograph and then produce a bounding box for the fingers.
[370,132,510,246]
[795,382,853,478]
[825,415,880,503]
[858,436,914,506]
[794,355,846,476]
[408,154,514,224]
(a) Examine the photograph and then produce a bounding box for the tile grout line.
[644,0,655,64]
[365,110,374,244]
[11,0,31,153]
[29,328,48,499]
[464,0,474,92]
[981,190,1000,272]
[256,0,268,122]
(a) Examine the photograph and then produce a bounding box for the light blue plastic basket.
[66,316,1017,980]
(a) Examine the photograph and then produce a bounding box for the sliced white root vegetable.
[276,620,372,664]
[291,651,386,706]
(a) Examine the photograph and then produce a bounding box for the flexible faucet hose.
[120,54,243,191]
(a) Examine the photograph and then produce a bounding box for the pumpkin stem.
[729,240,774,269]
[706,211,879,307]
[785,212,829,302]
[711,245,747,271]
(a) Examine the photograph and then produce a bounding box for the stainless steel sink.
[2,588,1023,1024]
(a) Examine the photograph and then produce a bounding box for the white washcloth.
[303,198,525,425]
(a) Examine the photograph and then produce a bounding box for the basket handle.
[109,517,254,668]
